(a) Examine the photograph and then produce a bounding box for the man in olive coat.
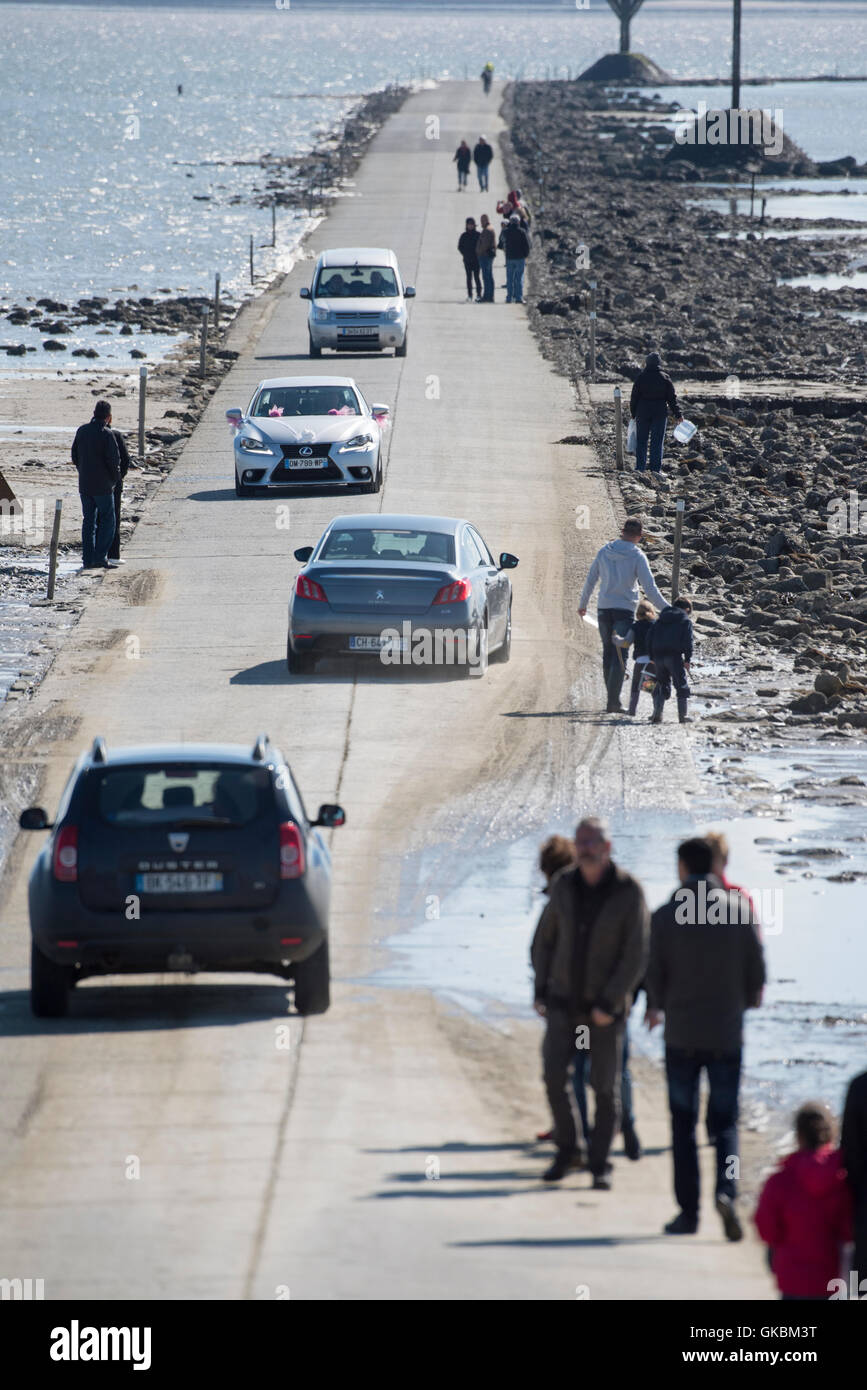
[531,817,649,1188]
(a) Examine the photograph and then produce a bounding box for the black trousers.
[463,258,481,298]
[108,481,123,560]
[652,651,690,717]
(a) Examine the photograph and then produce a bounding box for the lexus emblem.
[299,446,313,457]
[169,832,189,852]
[375,590,385,602]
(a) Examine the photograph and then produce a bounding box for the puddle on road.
[369,748,867,1123]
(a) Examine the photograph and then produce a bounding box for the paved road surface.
[0,82,771,1300]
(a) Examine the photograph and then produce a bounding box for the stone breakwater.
[502,79,867,740]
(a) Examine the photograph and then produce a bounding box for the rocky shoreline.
[502,79,867,750]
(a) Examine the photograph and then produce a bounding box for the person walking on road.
[579,516,667,713]
[646,837,765,1241]
[453,140,471,191]
[457,217,482,302]
[481,63,493,94]
[647,596,693,725]
[71,399,121,571]
[630,352,684,474]
[612,599,656,718]
[841,1068,867,1291]
[503,213,530,304]
[473,134,494,191]
[531,817,649,1189]
[755,1101,852,1301]
[106,409,132,564]
[477,213,497,302]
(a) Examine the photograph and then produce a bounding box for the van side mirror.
[294,546,314,562]
[404,286,416,298]
[299,287,310,299]
[314,804,345,828]
[499,553,519,570]
[226,408,243,427]
[371,405,389,420]
[19,807,51,830]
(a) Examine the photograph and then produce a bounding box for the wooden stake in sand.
[672,497,685,600]
[614,387,624,471]
[47,499,62,601]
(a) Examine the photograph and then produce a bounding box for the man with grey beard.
[531,817,649,1189]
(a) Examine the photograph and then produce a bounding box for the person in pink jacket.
[755,1101,853,1300]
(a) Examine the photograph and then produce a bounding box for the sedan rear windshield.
[320,528,455,563]
[94,766,274,828]
[251,385,360,417]
[314,266,398,298]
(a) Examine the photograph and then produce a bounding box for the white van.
[301,247,415,357]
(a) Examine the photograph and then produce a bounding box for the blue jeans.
[479,254,495,301]
[573,1021,636,1137]
[665,1046,741,1220]
[597,607,633,708]
[506,258,525,302]
[635,412,667,472]
[476,164,489,190]
[80,488,116,568]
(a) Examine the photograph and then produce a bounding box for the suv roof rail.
[252,733,270,762]
[91,736,108,764]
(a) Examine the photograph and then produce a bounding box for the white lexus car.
[300,247,415,357]
[227,376,388,497]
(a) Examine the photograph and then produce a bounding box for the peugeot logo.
[375,590,385,602]
[299,446,313,457]
[169,832,189,852]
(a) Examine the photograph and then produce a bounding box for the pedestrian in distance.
[481,63,493,94]
[106,408,132,565]
[503,213,530,304]
[647,596,693,725]
[630,351,684,474]
[532,835,643,1162]
[71,399,121,571]
[841,1068,867,1292]
[755,1101,852,1301]
[473,134,494,191]
[531,817,649,1190]
[579,516,668,714]
[453,140,471,190]
[646,836,766,1241]
[457,217,482,302]
[612,599,657,717]
[477,213,497,302]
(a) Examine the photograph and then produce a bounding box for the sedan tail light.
[279,822,306,880]
[295,574,327,602]
[53,825,79,882]
[433,578,472,605]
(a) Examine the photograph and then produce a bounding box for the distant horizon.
[4,0,866,8]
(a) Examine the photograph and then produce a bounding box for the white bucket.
[673,419,697,444]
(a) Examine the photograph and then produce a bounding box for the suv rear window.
[94,765,274,828]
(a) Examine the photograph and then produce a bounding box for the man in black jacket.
[457,217,482,302]
[646,838,765,1241]
[648,596,693,725]
[71,400,120,570]
[106,410,132,564]
[630,352,683,474]
[473,135,494,191]
[503,214,530,304]
[531,817,649,1189]
[841,1069,867,1288]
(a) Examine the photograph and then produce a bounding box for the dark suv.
[19,736,345,1018]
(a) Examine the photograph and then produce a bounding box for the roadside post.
[214,272,221,334]
[589,279,597,383]
[46,499,62,600]
[614,386,624,470]
[249,235,254,285]
[199,307,209,378]
[672,498,685,599]
[272,200,277,247]
[137,365,147,461]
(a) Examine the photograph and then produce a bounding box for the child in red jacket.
[755,1101,853,1299]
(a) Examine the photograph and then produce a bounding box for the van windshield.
[314,266,398,299]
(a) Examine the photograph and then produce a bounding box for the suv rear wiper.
[170,817,237,829]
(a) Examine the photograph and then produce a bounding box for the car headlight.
[313,306,332,323]
[239,436,274,453]
[338,434,375,453]
[383,307,401,322]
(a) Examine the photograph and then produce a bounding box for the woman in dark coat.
[629,352,683,474]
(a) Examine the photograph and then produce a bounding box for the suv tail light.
[53,825,79,882]
[279,822,306,880]
[433,578,472,605]
[296,575,327,602]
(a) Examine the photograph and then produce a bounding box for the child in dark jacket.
[755,1101,852,1300]
[613,600,656,717]
[647,596,693,725]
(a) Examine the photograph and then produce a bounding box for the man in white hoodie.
[579,518,668,713]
